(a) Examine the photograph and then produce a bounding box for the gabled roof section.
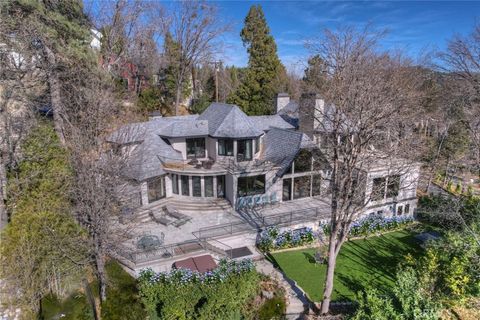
[157,119,208,138]
[123,133,183,181]
[249,114,295,132]
[198,103,263,138]
[262,127,304,177]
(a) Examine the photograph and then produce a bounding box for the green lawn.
[269,230,423,302]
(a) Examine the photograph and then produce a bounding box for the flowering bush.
[258,226,316,252]
[138,258,260,319]
[321,215,414,238]
[139,258,255,286]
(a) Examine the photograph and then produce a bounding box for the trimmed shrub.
[138,259,260,320]
[257,227,316,252]
[321,216,414,238]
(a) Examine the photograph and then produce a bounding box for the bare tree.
[89,0,165,94]
[306,26,421,314]
[58,59,144,320]
[165,1,229,115]
[439,22,480,171]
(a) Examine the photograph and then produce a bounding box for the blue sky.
[214,1,479,72]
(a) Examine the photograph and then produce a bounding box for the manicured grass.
[269,230,423,302]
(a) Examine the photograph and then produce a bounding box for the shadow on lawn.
[265,231,423,303]
[303,252,316,264]
[336,232,423,298]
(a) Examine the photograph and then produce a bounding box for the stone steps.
[135,198,232,223]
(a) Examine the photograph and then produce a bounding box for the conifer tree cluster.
[228,5,287,115]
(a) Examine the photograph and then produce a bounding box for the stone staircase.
[135,197,232,223]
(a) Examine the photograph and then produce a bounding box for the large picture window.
[237,175,265,196]
[293,176,311,199]
[147,177,166,203]
[217,175,225,198]
[181,175,190,196]
[282,178,292,201]
[192,176,201,197]
[312,174,322,196]
[218,139,234,156]
[371,175,400,201]
[237,139,252,162]
[186,138,205,159]
[371,177,386,201]
[294,149,312,173]
[205,176,214,197]
[386,175,400,198]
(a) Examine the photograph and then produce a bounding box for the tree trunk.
[320,232,338,314]
[83,278,100,320]
[43,45,66,145]
[95,251,107,303]
[0,160,7,230]
[175,84,181,116]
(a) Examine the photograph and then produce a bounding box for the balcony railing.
[194,206,328,239]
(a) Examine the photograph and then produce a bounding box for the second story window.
[237,139,252,162]
[186,138,205,159]
[371,175,400,201]
[218,139,233,156]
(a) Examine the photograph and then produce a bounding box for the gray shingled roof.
[198,103,263,138]
[249,115,295,131]
[123,133,183,181]
[157,119,208,137]
[106,115,200,144]
[262,128,303,177]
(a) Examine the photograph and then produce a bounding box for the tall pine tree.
[228,5,287,115]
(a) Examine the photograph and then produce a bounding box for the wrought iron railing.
[118,206,329,266]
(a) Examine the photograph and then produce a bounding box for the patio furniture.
[172,219,189,228]
[202,160,213,169]
[164,205,192,221]
[261,194,269,207]
[254,195,262,207]
[149,210,174,226]
[188,159,199,166]
[236,197,246,210]
[270,193,278,206]
[136,234,163,251]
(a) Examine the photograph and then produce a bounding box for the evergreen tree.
[303,54,328,93]
[158,32,191,114]
[1,0,94,144]
[228,5,287,115]
[1,122,87,317]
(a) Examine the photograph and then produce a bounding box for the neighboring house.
[109,97,420,273]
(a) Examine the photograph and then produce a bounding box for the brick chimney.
[299,93,324,139]
[276,93,290,113]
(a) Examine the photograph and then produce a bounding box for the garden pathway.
[256,259,308,319]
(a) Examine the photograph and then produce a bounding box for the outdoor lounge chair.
[149,210,174,226]
[261,194,269,206]
[164,205,192,222]
[270,193,278,206]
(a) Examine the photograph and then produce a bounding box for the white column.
[140,181,149,205]
[213,175,218,197]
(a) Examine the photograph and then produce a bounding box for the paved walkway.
[255,259,308,319]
